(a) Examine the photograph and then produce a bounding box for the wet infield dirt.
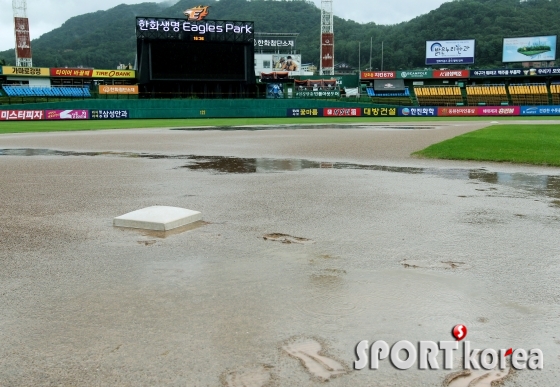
[0,121,559,386]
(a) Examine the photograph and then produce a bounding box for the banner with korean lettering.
[470,69,525,77]
[363,107,398,117]
[295,90,340,98]
[438,107,478,116]
[323,108,362,117]
[287,108,323,117]
[520,106,560,116]
[0,110,44,121]
[433,70,469,78]
[478,106,520,116]
[14,17,32,59]
[91,70,136,79]
[397,70,433,79]
[99,85,139,95]
[50,68,93,77]
[254,38,295,49]
[90,110,130,119]
[361,71,396,80]
[45,110,89,120]
[426,40,475,65]
[399,107,438,117]
[321,33,334,69]
[3,66,49,77]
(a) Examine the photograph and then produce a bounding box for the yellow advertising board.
[99,85,139,95]
[92,69,136,79]
[2,66,50,77]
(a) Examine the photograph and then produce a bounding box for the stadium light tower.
[12,0,33,67]
[320,0,334,75]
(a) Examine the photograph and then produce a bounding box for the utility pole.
[381,41,384,71]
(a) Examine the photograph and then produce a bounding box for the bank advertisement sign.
[502,35,557,63]
[520,106,560,116]
[426,40,475,65]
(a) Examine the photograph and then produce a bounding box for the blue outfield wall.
[0,99,393,119]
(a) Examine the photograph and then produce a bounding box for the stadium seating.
[550,84,560,104]
[508,83,549,105]
[466,84,508,106]
[365,87,413,106]
[414,86,463,106]
[1,85,91,98]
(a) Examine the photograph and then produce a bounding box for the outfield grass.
[414,124,560,166]
[0,116,557,134]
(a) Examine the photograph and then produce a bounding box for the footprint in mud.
[282,338,347,381]
[443,365,512,387]
[137,240,157,246]
[401,260,468,270]
[220,364,274,387]
[263,233,314,245]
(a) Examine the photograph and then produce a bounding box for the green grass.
[414,124,560,166]
[0,116,556,134]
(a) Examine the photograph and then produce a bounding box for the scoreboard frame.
[136,17,255,84]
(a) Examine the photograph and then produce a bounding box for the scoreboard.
[136,17,255,83]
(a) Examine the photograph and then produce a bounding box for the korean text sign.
[426,40,475,65]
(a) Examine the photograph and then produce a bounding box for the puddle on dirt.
[171,124,439,131]
[2,148,560,200]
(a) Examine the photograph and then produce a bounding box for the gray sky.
[0,0,450,53]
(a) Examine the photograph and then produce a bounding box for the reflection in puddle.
[2,148,560,200]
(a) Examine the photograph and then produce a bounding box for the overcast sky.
[0,0,450,53]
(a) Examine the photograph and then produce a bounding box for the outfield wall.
[0,99,387,119]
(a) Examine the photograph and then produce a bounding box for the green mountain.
[1,0,560,70]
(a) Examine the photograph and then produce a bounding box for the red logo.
[452,324,467,341]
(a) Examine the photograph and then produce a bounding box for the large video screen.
[150,41,248,81]
[425,40,475,65]
[502,35,557,63]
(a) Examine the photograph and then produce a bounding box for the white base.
[114,206,202,231]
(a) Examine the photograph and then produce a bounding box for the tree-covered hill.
[1,0,560,70]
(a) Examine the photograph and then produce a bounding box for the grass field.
[0,116,557,134]
[414,124,560,166]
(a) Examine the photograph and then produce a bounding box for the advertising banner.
[91,69,136,79]
[426,40,475,65]
[295,90,340,98]
[0,110,44,121]
[254,38,295,48]
[520,106,560,116]
[321,33,334,69]
[14,17,32,59]
[397,70,432,79]
[2,66,49,77]
[399,107,438,117]
[433,70,469,78]
[51,68,93,77]
[374,79,405,92]
[99,85,139,95]
[478,106,520,116]
[324,108,362,117]
[272,54,300,71]
[287,108,323,117]
[363,107,398,117]
[438,107,478,116]
[90,110,130,119]
[503,35,557,63]
[471,69,524,77]
[361,71,396,80]
[531,67,560,76]
[45,110,89,120]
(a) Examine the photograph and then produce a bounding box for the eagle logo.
[183,5,210,21]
